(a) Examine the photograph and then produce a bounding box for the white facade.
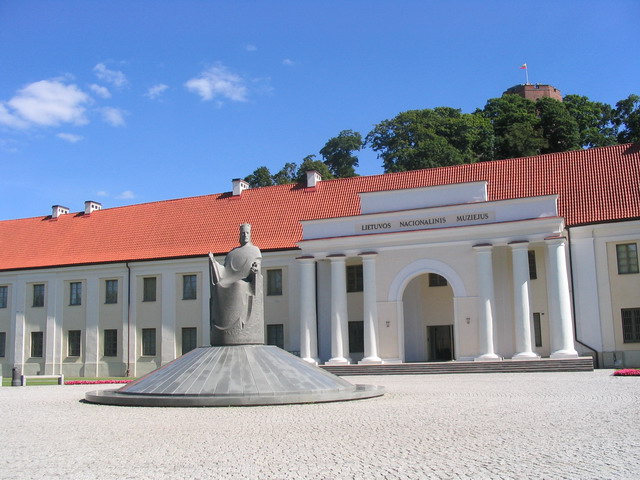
[1,181,639,376]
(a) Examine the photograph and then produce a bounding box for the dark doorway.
[428,325,453,361]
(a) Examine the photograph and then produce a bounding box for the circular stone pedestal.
[85,345,384,407]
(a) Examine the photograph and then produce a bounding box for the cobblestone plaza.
[1,370,639,479]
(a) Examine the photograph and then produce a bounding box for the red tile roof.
[1,144,639,271]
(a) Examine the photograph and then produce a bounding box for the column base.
[301,357,319,365]
[474,353,501,362]
[550,350,578,359]
[325,357,350,365]
[512,352,541,360]
[359,356,383,365]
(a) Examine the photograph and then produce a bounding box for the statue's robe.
[209,242,263,345]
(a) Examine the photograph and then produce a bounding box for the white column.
[473,244,500,361]
[298,256,319,364]
[546,237,579,358]
[84,276,100,377]
[360,253,382,364]
[44,278,59,375]
[510,241,539,359]
[11,280,26,371]
[161,273,177,365]
[326,255,350,364]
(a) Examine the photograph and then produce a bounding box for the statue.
[209,224,263,346]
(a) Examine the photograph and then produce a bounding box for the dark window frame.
[181,327,198,354]
[68,330,81,357]
[31,331,44,358]
[0,285,7,309]
[70,282,82,306]
[0,331,6,357]
[33,284,45,308]
[348,321,365,353]
[622,308,640,343]
[104,329,118,357]
[428,273,448,287]
[182,275,197,300]
[142,328,156,356]
[267,269,283,296]
[346,265,363,293]
[616,243,639,274]
[143,277,157,302]
[528,250,538,280]
[105,279,118,304]
[266,324,284,349]
[533,312,543,347]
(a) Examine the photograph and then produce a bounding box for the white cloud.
[282,58,295,66]
[0,80,90,129]
[93,63,128,88]
[57,132,83,143]
[145,83,169,99]
[89,84,111,98]
[100,107,127,127]
[96,190,109,197]
[185,63,248,102]
[245,44,257,52]
[116,190,135,199]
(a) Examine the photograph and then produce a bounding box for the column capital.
[327,254,347,262]
[296,255,316,262]
[473,243,493,252]
[508,240,529,250]
[359,251,378,258]
[544,236,567,246]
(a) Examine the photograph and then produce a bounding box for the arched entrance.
[403,273,454,362]
[388,259,467,363]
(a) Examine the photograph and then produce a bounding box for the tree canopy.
[320,129,362,178]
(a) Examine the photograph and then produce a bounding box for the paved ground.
[1,369,638,479]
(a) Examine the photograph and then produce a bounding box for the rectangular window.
[528,251,538,280]
[181,327,198,354]
[0,285,7,308]
[31,331,43,358]
[622,308,640,343]
[0,332,6,357]
[33,284,45,307]
[142,328,156,356]
[104,329,118,357]
[428,273,448,287]
[346,265,363,293]
[616,243,639,274]
[143,277,157,302]
[70,282,82,306]
[68,330,81,357]
[183,275,197,300]
[348,321,365,353]
[267,269,283,296]
[105,279,118,304]
[266,324,284,349]
[533,312,543,347]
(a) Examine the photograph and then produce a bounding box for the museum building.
[1,143,639,378]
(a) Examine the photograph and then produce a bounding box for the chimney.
[306,170,322,188]
[84,200,102,214]
[232,178,249,196]
[51,205,70,218]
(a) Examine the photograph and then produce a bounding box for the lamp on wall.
[466,317,471,325]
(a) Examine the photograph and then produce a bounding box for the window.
[348,321,364,353]
[104,329,118,357]
[31,332,43,358]
[68,330,81,356]
[266,324,284,349]
[528,251,538,280]
[70,282,82,306]
[0,285,7,308]
[622,308,640,343]
[142,328,156,356]
[0,332,6,357]
[105,280,118,304]
[428,273,448,287]
[183,275,197,300]
[143,277,157,302]
[33,284,45,307]
[267,269,283,296]
[616,243,639,274]
[346,265,363,293]
[182,327,198,354]
[533,313,543,347]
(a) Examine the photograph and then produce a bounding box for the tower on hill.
[503,84,562,102]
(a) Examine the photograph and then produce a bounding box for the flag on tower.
[520,63,527,69]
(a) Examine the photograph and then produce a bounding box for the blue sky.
[1,0,638,221]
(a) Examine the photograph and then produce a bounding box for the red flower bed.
[613,369,640,376]
[65,380,133,385]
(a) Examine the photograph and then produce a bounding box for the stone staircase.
[321,357,594,376]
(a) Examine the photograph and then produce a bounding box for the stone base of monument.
[85,345,384,407]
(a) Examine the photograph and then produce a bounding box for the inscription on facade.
[357,212,494,233]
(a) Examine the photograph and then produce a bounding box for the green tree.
[272,162,298,185]
[563,94,617,148]
[319,129,362,178]
[614,94,640,143]
[295,155,334,182]
[536,97,580,153]
[365,107,494,173]
[479,94,545,159]
[244,166,274,188]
